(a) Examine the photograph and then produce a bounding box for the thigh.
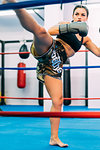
[44,75,63,99]
[34,32,53,55]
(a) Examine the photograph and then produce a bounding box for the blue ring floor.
[0,105,100,150]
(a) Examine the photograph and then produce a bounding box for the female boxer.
[2,1,100,147]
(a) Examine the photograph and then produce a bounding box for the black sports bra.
[57,33,83,52]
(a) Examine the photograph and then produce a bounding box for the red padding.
[0,111,100,118]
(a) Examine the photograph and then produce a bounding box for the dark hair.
[73,5,89,17]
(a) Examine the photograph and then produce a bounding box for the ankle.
[50,136,59,141]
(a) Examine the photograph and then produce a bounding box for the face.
[72,8,88,22]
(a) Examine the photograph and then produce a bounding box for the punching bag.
[19,44,30,59]
[17,62,26,88]
[63,59,71,105]
[38,81,44,106]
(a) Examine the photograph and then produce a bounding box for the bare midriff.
[56,38,75,58]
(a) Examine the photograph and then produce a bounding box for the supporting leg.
[44,75,68,147]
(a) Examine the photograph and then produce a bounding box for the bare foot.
[2,0,16,4]
[49,138,68,147]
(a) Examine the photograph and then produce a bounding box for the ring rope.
[0,50,89,55]
[0,111,100,118]
[0,52,30,55]
[0,67,36,70]
[0,0,84,10]
[0,65,100,70]
[78,50,89,52]
[0,96,100,100]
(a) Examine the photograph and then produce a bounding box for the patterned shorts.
[30,40,67,83]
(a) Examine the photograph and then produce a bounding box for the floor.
[0,105,100,150]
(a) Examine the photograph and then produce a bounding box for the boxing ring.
[1,44,100,118]
[0,0,85,10]
[0,0,100,150]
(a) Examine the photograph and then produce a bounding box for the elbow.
[34,26,47,36]
[97,54,100,57]
[94,52,100,57]
[95,49,100,57]
[39,27,47,35]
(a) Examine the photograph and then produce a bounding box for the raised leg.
[2,0,53,55]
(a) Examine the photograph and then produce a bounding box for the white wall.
[0,9,44,105]
[87,4,100,108]
[5,43,38,105]
[63,3,100,107]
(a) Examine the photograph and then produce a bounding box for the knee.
[37,27,47,36]
[53,96,63,109]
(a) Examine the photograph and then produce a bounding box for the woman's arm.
[48,21,70,35]
[48,21,88,37]
[84,37,100,57]
[48,25,59,35]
